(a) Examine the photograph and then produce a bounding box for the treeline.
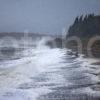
[0,32,45,39]
[67,14,100,38]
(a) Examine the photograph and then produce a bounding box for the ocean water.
[0,37,100,100]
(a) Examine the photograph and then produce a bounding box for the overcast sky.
[0,0,100,34]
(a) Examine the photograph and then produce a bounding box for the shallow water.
[0,38,100,100]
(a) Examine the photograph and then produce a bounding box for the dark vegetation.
[66,14,100,58]
[67,14,100,38]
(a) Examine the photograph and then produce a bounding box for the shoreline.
[86,58,100,91]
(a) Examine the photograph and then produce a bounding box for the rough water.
[0,38,100,100]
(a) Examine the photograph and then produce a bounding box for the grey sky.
[0,0,100,34]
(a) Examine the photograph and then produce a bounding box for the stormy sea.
[0,37,100,100]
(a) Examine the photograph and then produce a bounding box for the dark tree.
[67,14,100,38]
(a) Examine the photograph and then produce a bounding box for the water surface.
[0,38,100,100]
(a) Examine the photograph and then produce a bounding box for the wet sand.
[36,57,100,100]
[87,58,100,92]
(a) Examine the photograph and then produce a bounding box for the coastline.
[87,58,100,91]
[55,37,100,92]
